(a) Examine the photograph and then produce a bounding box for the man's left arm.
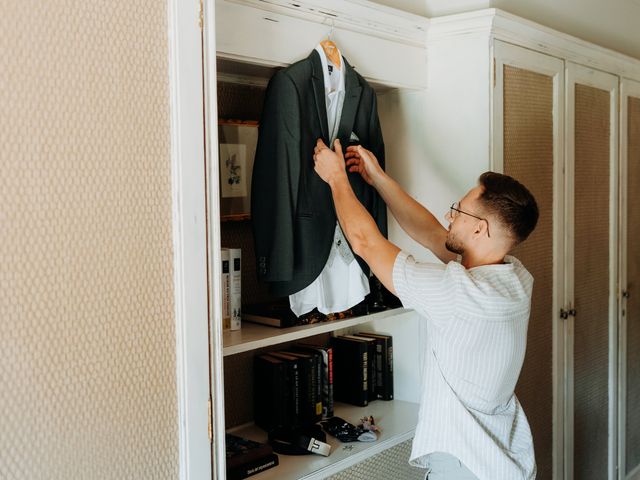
[314,139,400,294]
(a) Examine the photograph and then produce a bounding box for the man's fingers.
[333,139,343,157]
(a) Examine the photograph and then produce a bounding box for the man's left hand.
[313,138,347,185]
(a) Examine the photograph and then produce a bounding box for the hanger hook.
[328,18,334,40]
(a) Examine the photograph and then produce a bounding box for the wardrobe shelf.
[222,308,413,356]
[226,399,420,480]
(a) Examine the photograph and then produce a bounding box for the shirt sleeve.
[392,250,457,322]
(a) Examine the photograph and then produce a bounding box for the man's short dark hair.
[478,171,539,245]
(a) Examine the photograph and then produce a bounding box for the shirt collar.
[314,44,345,95]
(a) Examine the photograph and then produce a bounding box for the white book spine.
[221,248,231,330]
[229,248,242,330]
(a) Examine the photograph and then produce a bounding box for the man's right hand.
[345,145,384,187]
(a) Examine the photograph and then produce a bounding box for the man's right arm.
[346,146,456,264]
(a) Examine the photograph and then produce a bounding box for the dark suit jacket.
[251,49,387,297]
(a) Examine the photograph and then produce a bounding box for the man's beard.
[445,233,464,255]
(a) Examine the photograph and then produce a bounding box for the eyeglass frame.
[449,201,491,238]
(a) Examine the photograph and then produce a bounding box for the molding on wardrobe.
[224,0,430,46]
[167,0,214,477]
[428,8,640,82]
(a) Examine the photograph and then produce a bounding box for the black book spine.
[253,357,286,431]
[358,334,394,401]
[301,357,314,425]
[331,337,368,407]
[375,339,384,399]
[366,341,376,401]
[326,346,334,417]
[386,338,394,400]
[313,353,322,422]
[290,362,301,427]
[362,349,369,404]
[295,345,330,420]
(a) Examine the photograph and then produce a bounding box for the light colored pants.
[424,452,479,480]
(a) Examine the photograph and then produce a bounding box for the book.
[242,301,297,328]
[225,433,273,469]
[295,344,333,418]
[227,452,279,480]
[253,354,288,431]
[284,350,322,424]
[342,334,377,402]
[221,248,231,330]
[357,332,394,400]
[330,335,369,407]
[267,351,302,428]
[229,248,242,330]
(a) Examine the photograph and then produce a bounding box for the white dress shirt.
[288,45,370,317]
[393,251,536,480]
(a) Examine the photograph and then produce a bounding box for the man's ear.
[474,220,487,238]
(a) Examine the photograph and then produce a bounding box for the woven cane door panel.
[502,65,554,480]
[0,2,178,480]
[626,95,640,475]
[573,84,611,480]
[327,439,424,480]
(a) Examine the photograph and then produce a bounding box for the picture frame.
[218,120,259,221]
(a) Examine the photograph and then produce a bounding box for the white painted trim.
[224,0,429,46]
[223,308,413,356]
[214,0,428,90]
[565,61,620,480]
[429,9,640,83]
[564,62,576,480]
[491,40,566,479]
[202,0,229,478]
[168,0,213,478]
[619,77,640,480]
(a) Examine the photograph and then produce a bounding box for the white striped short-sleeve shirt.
[392,251,536,480]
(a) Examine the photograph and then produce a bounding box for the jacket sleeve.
[368,91,388,238]
[251,71,301,282]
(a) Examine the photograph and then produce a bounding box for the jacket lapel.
[336,57,362,145]
[310,50,329,142]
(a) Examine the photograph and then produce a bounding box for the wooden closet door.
[566,63,619,480]
[620,79,640,480]
[493,41,565,480]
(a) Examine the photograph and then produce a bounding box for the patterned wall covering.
[573,83,611,480]
[503,65,554,480]
[626,95,640,475]
[0,2,178,479]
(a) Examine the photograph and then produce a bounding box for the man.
[313,138,539,480]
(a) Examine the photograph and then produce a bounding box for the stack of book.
[331,333,393,407]
[226,433,278,479]
[254,344,334,432]
[221,247,241,331]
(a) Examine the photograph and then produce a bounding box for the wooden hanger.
[319,22,341,69]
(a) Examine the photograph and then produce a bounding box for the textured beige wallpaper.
[0,2,179,479]
[573,84,611,480]
[503,65,554,480]
[626,95,640,474]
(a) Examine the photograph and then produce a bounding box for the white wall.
[370,0,640,60]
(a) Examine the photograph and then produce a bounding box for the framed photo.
[218,120,259,220]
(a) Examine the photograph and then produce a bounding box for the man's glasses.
[449,201,491,238]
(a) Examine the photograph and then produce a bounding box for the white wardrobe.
[202,2,640,479]
[424,9,640,480]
